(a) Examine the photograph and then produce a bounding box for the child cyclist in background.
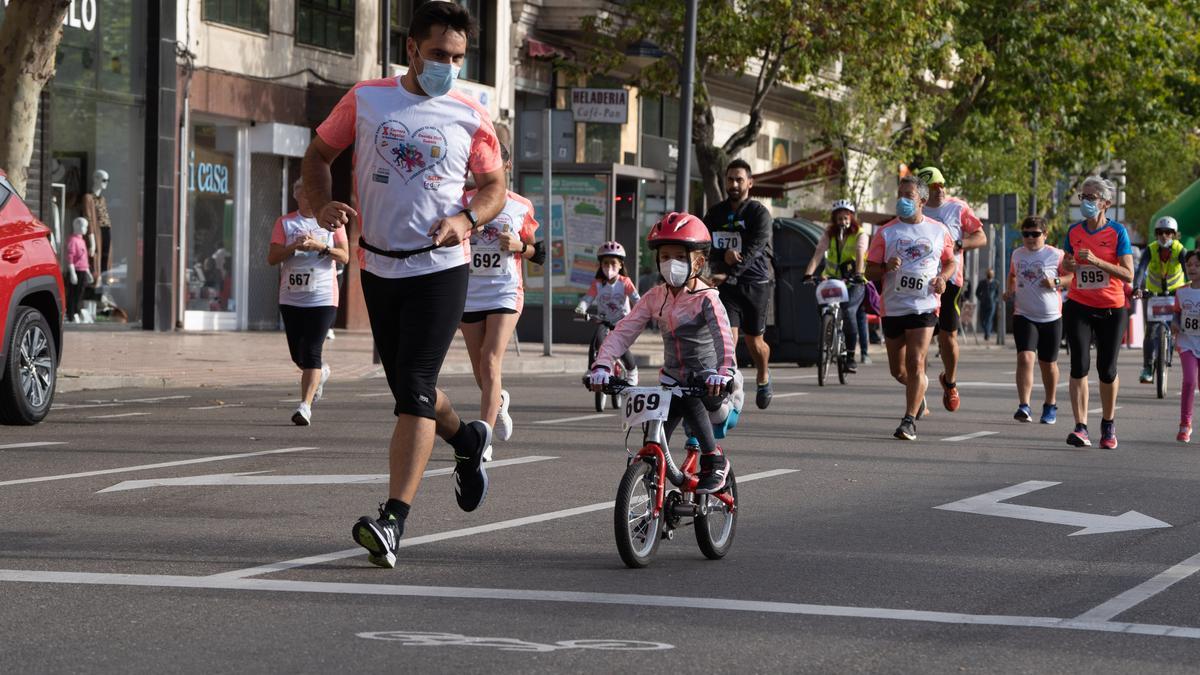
[1172,251,1200,443]
[576,241,641,386]
[587,212,737,494]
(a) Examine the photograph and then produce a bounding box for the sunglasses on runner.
[1021,230,1043,238]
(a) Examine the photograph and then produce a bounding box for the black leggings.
[663,395,720,455]
[279,305,336,370]
[1063,300,1127,383]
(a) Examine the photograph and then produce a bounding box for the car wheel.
[0,306,57,425]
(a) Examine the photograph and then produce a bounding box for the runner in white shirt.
[1004,216,1071,425]
[302,2,507,569]
[266,179,349,426]
[1172,252,1200,443]
[459,143,540,457]
[866,176,957,441]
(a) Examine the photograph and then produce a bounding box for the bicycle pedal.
[661,529,675,541]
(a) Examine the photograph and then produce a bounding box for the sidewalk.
[56,326,663,393]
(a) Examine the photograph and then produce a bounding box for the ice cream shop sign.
[570,88,628,125]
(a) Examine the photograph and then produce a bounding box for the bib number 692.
[473,252,502,268]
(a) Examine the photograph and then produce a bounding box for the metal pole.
[381,0,391,77]
[1029,158,1039,217]
[997,225,1007,345]
[543,108,554,356]
[675,0,697,213]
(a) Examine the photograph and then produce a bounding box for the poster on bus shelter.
[520,174,610,306]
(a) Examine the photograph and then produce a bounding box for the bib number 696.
[899,275,924,290]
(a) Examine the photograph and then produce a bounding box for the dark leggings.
[664,394,720,455]
[279,304,337,370]
[841,282,865,357]
[1064,300,1127,383]
[591,324,636,371]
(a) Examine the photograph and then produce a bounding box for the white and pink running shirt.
[580,276,640,325]
[922,197,982,286]
[1009,245,1065,323]
[867,216,956,317]
[271,211,347,308]
[461,189,539,313]
[1175,287,1200,358]
[316,78,502,279]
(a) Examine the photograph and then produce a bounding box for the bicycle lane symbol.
[357,631,674,653]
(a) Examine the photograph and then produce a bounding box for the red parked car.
[0,169,64,424]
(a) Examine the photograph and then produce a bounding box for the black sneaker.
[695,453,730,494]
[894,416,917,441]
[844,356,858,374]
[453,420,492,512]
[756,381,773,409]
[352,506,403,569]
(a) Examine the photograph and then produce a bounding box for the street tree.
[0,0,70,195]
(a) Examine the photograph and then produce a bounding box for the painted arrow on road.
[934,480,1171,536]
[97,455,556,493]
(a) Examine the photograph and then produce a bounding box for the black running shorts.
[935,282,962,333]
[719,280,772,337]
[1012,315,1062,363]
[882,312,938,340]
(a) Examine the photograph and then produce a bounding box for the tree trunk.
[0,0,70,195]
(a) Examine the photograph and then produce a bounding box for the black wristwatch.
[520,242,529,255]
[460,208,479,230]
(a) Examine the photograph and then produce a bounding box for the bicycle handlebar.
[601,376,722,398]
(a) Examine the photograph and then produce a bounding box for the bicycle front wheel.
[614,459,662,568]
[835,316,848,385]
[1157,327,1169,399]
[694,469,738,560]
[817,312,835,386]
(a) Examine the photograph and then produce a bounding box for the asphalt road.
[3,345,1200,673]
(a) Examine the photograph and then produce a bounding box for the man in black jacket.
[703,159,775,409]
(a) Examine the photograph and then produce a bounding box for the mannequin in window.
[82,169,111,285]
[66,217,93,322]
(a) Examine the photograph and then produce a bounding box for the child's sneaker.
[695,452,729,494]
[1100,420,1118,449]
[1066,425,1091,447]
[1040,403,1057,425]
[1013,404,1033,423]
[1178,424,1192,443]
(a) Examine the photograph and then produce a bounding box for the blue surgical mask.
[896,197,917,219]
[415,51,461,97]
[1080,199,1100,219]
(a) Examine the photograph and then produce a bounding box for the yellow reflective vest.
[1146,239,1186,294]
[824,230,860,278]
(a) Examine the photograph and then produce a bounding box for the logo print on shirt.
[375,121,448,183]
[1018,262,1043,285]
[896,237,933,263]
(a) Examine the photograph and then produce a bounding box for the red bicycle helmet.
[647,211,711,250]
[597,241,626,259]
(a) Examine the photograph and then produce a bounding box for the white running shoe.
[628,368,639,386]
[291,402,312,426]
[482,445,494,462]
[314,364,331,404]
[326,328,336,341]
[495,389,513,443]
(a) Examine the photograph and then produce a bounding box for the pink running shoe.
[1179,425,1193,444]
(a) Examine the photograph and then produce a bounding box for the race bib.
[895,270,932,297]
[713,231,742,251]
[1076,265,1109,290]
[1147,296,1175,324]
[471,246,507,276]
[286,268,315,293]
[622,387,671,426]
[1183,311,1200,335]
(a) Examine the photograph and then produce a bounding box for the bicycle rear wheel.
[818,312,835,386]
[1157,327,1169,399]
[694,469,738,560]
[835,318,847,385]
[614,459,662,568]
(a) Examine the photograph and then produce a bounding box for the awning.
[750,148,843,198]
[525,37,573,60]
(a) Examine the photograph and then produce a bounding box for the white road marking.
[188,404,246,410]
[215,468,800,579]
[956,381,1066,389]
[51,402,124,410]
[2,569,1199,640]
[0,442,67,450]
[772,392,809,399]
[87,412,151,420]
[355,392,395,398]
[0,447,317,488]
[279,398,301,403]
[934,480,1171,536]
[940,431,999,442]
[1075,551,1200,622]
[98,456,556,493]
[532,413,613,425]
[1087,406,1122,415]
[110,395,191,404]
[770,374,818,381]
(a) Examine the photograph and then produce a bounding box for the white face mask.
[1159,235,1173,247]
[602,266,618,281]
[659,259,692,287]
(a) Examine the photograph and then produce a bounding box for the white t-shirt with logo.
[867,216,956,317]
[316,78,502,279]
[922,197,983,286]
[1175,287,1200,357]
[462,190,540,313]
[1009,245,1065,323]
[270,212,347,308]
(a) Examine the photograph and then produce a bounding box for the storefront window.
[383,0,487,83]
[187,123,238,313]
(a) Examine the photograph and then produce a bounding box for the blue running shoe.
[1013,404,1033,423]
[1040,404,1057,425]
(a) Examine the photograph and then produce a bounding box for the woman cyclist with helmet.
[576,241,641,386]
[803,199,869,373]
[587,212,737,494]
[458,143,541,458]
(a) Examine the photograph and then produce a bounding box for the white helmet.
[597,241,626,259]
[1155,216,1179,233]
[831,199,856,214]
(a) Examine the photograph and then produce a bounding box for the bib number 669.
[622,387,670,426]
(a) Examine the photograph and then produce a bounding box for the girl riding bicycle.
[587,212,737,494]
[576,241,641,385]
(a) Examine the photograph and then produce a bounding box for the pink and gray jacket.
[594,281,736,384]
